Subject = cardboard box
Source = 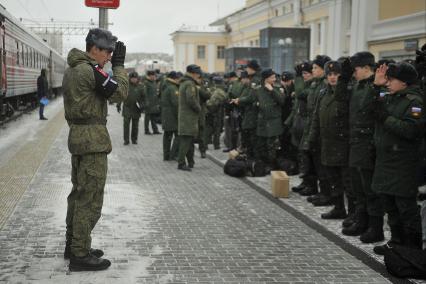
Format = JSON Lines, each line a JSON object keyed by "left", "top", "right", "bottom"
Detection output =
{"left": 271, "top": 171, "right": 289, "bottom": 198}
{"left": 228, "top": 150, "right": 240, "bottom": 160}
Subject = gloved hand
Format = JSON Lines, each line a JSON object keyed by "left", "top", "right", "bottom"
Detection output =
{"left": 374, "top": 101, "right": 388, "bottom": 122}
{"left": 111, "top": 41, "right": 126, "bottom": 68}
{"left": 294, "top": 64, "right": 302, "bottom": 77}
{"left": 340, "top": 58, "right": 353, "bottom": 82}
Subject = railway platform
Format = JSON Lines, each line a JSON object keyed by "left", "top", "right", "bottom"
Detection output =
{"left": 0, "top": 100, "right": 419, "bottom": 283}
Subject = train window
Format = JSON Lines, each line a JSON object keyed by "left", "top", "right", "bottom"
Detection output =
{"left": 16, "top": 41, "right": 19, "bottom": 65}
{"left": 21, "top": 44, "right": 24, "bottom": 66}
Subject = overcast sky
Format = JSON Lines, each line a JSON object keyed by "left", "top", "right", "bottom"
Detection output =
{"left": 1, "top": 0, "right": 245, "bottom": 55}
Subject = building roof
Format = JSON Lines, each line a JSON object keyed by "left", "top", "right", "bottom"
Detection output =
{"left": 171, "top": 24, "right": 226, "bottom": 34}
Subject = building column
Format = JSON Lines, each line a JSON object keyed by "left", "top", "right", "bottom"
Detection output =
{"left": 309, "top": 22, "right": 317, "bottom": 59}
{"left": 207, "top": 43, "right": 215, "bottom": 73}
{"left": 320, "top": 17, "right": 327, "bottom": 54}
{"left": 187, "top": 43, "right": 195, "bottom": 65}
{"left": 293, "top": 0, "right": 301, "bottom": 26}
{"left": 349, "top": 0, "right": 378, "bottom": 54}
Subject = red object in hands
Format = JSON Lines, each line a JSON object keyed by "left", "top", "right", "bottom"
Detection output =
{"left": 85, "top": 0, "right": 120, "bottom": 9}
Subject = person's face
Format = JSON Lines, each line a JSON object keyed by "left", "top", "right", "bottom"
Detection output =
{"left": 302, "top": 71, "right": 313, "bottom": 82}
{"left": 312, "top": 64, "right": 324, "bottom": 78}
{"left": 191, "top": 72, "right": 201, "bottom": 81}
{"left": 130, "top": 77, "right": 138, "bottom": 84}
{"left": 265, "top": 74, "right": 276, "bottom": 85}
{"left": 90, "top": 46, "right": 112, "bottom": 68}
{"left": 327, "top": 72, "right": 339, "bottom": 86}
{"left": 353, "top": 66, "right": 372, "bottom": 81}
{"left": 281, "top": 80, "right": 293, "bottom": 87}
{"left": 148, "top": 75, "right": 156, "bottom": 81}
{"left": 246, "top": 67, "right": 255, "bottom": 75}
{"left": 241, "top": 78, "right": 250, "bottom": 85}
{"left": 386, "top": 77, "right": 406, "bottom": 94}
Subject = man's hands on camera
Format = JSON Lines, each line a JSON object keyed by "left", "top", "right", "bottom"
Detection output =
{"left": 374, "top": 64, "right": 388, "bottom": 86}
{"left": 111, "top": 41, "right": 126, "bottom": 68}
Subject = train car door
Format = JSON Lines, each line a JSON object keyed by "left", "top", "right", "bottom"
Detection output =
{"left": 0, "top": 15, "right": 6, "bottom": 96}
{"left": 48, "top": 50, "right": 53, "bottom": 96}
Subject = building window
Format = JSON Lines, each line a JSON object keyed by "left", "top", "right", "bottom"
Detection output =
{"left": 197, "top": 45, "right": 205, "bottom": 59}
{"left": 217, "top": 46, "right": 225, "bottom": 59}
{"left": 318, "top": 22, "right": 321, "bottom": 45}
{"left": 275, "top": 9, "right": 279, "bottom": 17}
{"left": 255, "top": 39, "right": 259, "bottom": 46}
{"left": 250, "top": 40, "right": 254, "bottom": 47}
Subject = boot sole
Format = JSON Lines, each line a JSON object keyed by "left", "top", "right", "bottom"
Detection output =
{"left": 69, "top": 263, "right": 111, "bottom": 271}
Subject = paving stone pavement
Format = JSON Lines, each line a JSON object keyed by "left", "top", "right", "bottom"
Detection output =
{"left": 0, "top": 103, "right": 406, "bottom": 283}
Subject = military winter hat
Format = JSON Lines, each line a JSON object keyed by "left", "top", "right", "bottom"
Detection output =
{"left": 186, "top": 64, "right": 202, "bottom": 75}
{"left": 386, "top": 62, "right": 418, "bottom": 85}
{"left": 240, "top": 71, "right": 249, "bottom": 79}
{"left": 350, "top": 51, "right": 375, "bottom": 68}
{"left": 281, "top": 71, "right": 294, "bottom": 81}
{"left": 312, "top": 55, "right": 332, "bottom": 69}
{"left": 213, "top": 76, "right": 224, "bottom": 84}
{"left": 247, "top": 59, "right": 261, "bottom": 71}
{"left": 167, "top": 71, "right": 178, "bottom": 79}
{"left": 324, "top": 61, "right": 341, "bottom": 75}
{"left": 300, "top": 61, "right": 313, "bottom": 73}
{"left": 86, "top": 28, "right": 117, "bottom": 52}
{"left": 176, "top": 71, "right": 183, "bottom": 78}
{"left": 261, "top": 68, "right": 275, "bottom": 79}
{"left": 146, "top": 70, "right": 156, "bottom": 76}
{"left": 377, "top": 59, "right": 395, "bottom": 67}
{"left": 229, "top": 71, "right": 237, "bottom": 78}
{"left": 129, "top": 71, "right": 139, "bottom": 78}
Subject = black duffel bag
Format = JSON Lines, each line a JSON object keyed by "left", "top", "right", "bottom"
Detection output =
{"left": 384, "top": 244, "right": 426, "bottom": 279}
{"left": 224, "top": 158, "right": 247, "bottom": 177}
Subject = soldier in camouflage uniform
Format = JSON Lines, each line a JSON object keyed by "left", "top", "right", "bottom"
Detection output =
{"left": 372, "top": 62, "right": 424, "bottom": 254}
{"left": 117, "top": 71, "right": 144, "bottom": 145}
{"left": 177, "top": 65, "right": 202, "bottom": 171}
{"left": 62, "top": 28, "right": 128, "bottom": 271}
{"left": 161, "top": 71, "right": 181, "bottom": 161}
{"left": 144, "top": 70, "right": 161, "bottom": 135}
{"left": 197, "top": 78, "right": 212, "bottom": 158}
{"left": 204, "top": 76, "right": 227, "bottom": 150}
{"left": 223, "top": 71, "right": 243, "bottom": 152}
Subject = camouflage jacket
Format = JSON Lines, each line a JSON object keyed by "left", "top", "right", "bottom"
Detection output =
{"left": 62, "top": 48, "right": 128, "bottom": 155}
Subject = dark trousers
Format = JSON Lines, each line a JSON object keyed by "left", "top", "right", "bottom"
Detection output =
{"left": 241, "top": 128, "right": 256, "bottom": 158}
{"left": 123, "top": 117, "right": 139, "bottom": 143}
{"left": 255, "top": 136, "right": 280, "bottom": 166}
{"left": 144, "top": 113, "right": 159, "bottom": 133}
{"left": 198, "top": 124, "right": 207, "bottom": 153}
{"left": 163, "top": 130, "right": 179, "bottom": 160}
{"left": 351, "top": 167, "right": 383, "bottom": 217}
{"left": 300, "top": 149, "right": 331, "bottom": 195}
{"left": 381, "top": 194, "right": 421, "bottom": 237}
{"left": 323, "top": 166, "right": 350, "bottom": 198}
{"left": 177, "top": 135, "right": 194, "bottom": 166}
{"left": 39, "top": 103, "right": 45, "bottom": 119}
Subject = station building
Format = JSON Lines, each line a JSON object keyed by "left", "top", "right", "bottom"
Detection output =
{"left": 171, "top": 0, "right": 426, "bottom": 73}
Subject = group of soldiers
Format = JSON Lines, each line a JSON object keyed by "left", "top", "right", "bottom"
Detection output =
{"left": 130, "top": 45, "right": 426, "bottom": 257}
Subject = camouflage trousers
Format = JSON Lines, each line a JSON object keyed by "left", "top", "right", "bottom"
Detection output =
{"left": 66, "top": 153, "right": 107, "bottom": 257}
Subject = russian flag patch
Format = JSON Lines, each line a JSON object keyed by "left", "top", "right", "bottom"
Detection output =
{"left": 411, "top": 106, "right": 422, "bottom": 117}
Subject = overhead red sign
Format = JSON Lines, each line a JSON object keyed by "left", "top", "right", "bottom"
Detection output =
{"left": 85, "top": 0, "right": 120, "bottom": 9}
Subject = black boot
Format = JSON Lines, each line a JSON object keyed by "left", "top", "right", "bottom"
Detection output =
{"left": 69, "top": 253, "right": 111, "bottom": 271}
{"left": 178, "top": 164, "right": 191, "bottom": 171}
{"left": 307, "top": 193, "right": 322, "bottom": 203}
{"left": 291, "top": 183, "right": 306, "bottom": 193}
{"left": 342, "top": 198, "right": 357, "bottom": 228}
{"left": 321, "top": 196, "right": 347, "bottom": 219}
{"left": 342, "top": 211, "right": 368, "bottom": 236}
{"left": 312, "top": 195, "right": 333, "bottom": 207}
{"left": 200, "top": 152, "right": 206, "bottom": 159}
{"left": 373, "top": 226, "right": 403, "bottom": 255}
{"left": 299, "top": 186, "right": 318, "bottom": 196}
{"left": 359, "top": 216, "right": 384, "bottom": 243}
{"left": 403, "top": 229, "right": 422, "bottom": 250}
{"left": 64, "top": 241, "right": 104, "bottom": 259}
